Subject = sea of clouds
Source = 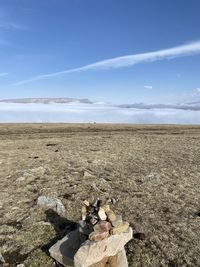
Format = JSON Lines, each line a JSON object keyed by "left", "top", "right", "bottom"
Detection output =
{"left": 0, "top": 103, "right": 200, "bottom": 124}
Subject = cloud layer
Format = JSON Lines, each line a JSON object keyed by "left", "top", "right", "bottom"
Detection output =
{"left": 0, "top": 103, "right": 200, "bottom": 124}
{"left": 12, "top": 40, "right": 200, "bottom": 86}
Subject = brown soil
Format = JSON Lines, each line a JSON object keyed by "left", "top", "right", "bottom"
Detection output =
{"left": 0, "top": 124, "right": 200, "bottom": 267}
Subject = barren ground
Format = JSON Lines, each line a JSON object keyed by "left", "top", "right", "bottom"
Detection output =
{"left": 0, "top": 124, "right": 200, "bottom": 267}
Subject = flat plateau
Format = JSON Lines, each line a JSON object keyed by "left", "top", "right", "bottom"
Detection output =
{"left": 0, "top": 124, "right": 200, "bottom": 267}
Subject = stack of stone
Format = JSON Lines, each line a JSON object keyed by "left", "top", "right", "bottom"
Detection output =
{"left": 78, "top": 198, "right": 129, "bottom": 242}
{"left": 49, "top": 197, "right": 132, "bottom": 267}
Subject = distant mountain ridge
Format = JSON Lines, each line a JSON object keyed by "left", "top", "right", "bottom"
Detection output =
{"left": 0, "top": 97, "right": 200, "bottom": 111}
{"left": 0, "top": 97, "right": 93, "bottom": 104}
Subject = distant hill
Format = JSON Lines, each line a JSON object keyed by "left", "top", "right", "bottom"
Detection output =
{"left": 0, "top": 97, "right": 200, "bottom": 111}
{"left": 0, "top": 97, "right": 93, "bottom": 104}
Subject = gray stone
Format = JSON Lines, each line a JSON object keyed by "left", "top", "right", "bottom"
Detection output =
{"left": 49, "top": 230, "right": 83, "bottom": 267}
{"left": 83, "top": 170, "right": 95, "bottom": 179}
{"left": 78, "top": 220, "right": 93, "bottom": 236}
{"left": 0, "top": 253, "right": 5, "bottom": 265}
{"left": 30, "top": 166, "right": 46, "bottom": 176}
{"left": 16, "top": 176, "right": 26, "bottom": 182}
{"left": 37, "top": 196, "right": 65, "bottom": 216}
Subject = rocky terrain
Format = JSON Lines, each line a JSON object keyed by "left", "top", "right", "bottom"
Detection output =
{"left": 0, "top": 124, "right": 200, "bottom": 267}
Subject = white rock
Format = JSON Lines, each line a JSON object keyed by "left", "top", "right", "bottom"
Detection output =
{"left": 89, "top": 248, "right": 128, "bottom": 267}
{"left": 74, "top": 227, "right": 133, "bottom": 267}
{"left": 37, "top": 196, "right": 65, "bottom": 216}
{"left": 30, "top": 166, "right": 46, "bottom": 176}
{"left": 98, "top": 207, "right": 107, "bottom": 220}
{"left": 17, "top": 264, "right": 25, "bottom": 267}
{"left": 16, "top": 176, "right": 25, "bottom": 182}
{"left": 83, "top": 170, "right": 95, "bottom": 179}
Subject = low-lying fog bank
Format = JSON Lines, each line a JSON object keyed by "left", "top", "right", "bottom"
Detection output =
{"left": 0, "top": 103, "right": 200, "bottom": 124}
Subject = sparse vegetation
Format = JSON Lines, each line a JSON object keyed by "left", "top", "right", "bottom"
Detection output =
{"left": 0, "top": 124, "right": 200, "bottom": 266}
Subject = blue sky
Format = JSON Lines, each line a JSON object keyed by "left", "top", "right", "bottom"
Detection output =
{"left": 0, "top": 0, "right": 200, "bottom": 104}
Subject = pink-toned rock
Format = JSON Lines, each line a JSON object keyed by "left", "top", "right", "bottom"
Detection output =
{"left": 89, "top": 231, "right": 109, "bottom": 241}
{"left": 99, "top": 221, "right": 112, "bottom": 232}
{"left": 94, "top": 221, "right": 112, "bottom": 233}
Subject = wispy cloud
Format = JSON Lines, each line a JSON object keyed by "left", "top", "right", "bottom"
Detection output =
{"left": 0, "top": 21, "right": 26, "bottom": 30}
{"left": 0, "top": 39, "right": 11, "bottom": 46}
{"left": 11, "top": 40, "right": 200, "bottom": 86}
{"left": 144, "top": 85, "right": 153, "bottom": 89}
{"left": 0, "top": 73, "right": 8, "bottom": 77}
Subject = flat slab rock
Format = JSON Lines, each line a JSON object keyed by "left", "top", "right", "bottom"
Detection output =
{"left": 49, "top": 230, "right": 81, "bottom": 267}
{"left": 49, "top": 228, "right": 132, "bottom": 267}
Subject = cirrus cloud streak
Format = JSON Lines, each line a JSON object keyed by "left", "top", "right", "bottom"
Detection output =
{"left": 11, "top": 40, "right": 200, "bottom": 86}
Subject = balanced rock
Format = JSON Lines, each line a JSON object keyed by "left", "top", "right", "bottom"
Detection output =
{"left": 111, "top": 215, "right": 123, "bottom": 227}
{"left": 98, "top": 207, "right": 107, "bottom": 221}
{"left": 102, "top": 204, "right": 110, "bottom": 213}
{"left": 106, "top": 210, "right": 117, "bottom": 222}
{"left": 98, "top": 221, "right": 112, "bottom": 232}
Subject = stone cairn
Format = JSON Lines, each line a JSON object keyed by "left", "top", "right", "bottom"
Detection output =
{"left": 79, "top": 198, "right": 129, "bottom": 241}
{"left": 50, "top": 197, "right": 132, "bottom": 267}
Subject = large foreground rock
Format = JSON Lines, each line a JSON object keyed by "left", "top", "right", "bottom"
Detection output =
{"left": 49, "top": 230, "right": 82, "bottom": 267}
{"left": 49, "top": 228, "right": 132, "bottom": 267}
{"left": 74, "top": 227, "right": 132, "bottom": 267}
{"left": 88, "top": 248, "right": 128, "bottom": 267}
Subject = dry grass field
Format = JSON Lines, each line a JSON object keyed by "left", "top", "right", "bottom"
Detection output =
{"left": 0, "top": 124, "right": 200, "bottom": 267}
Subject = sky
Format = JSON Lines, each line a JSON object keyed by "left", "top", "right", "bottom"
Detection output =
{"left": 0, "top": 0, "right": 200, "bottom": 104}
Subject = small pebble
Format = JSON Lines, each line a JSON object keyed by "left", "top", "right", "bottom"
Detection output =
{"left": 83, "top": 200, "right": 90, "bottom": 206}
{"left": 81, "top": 206, "right": 87, "bottom": 221}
